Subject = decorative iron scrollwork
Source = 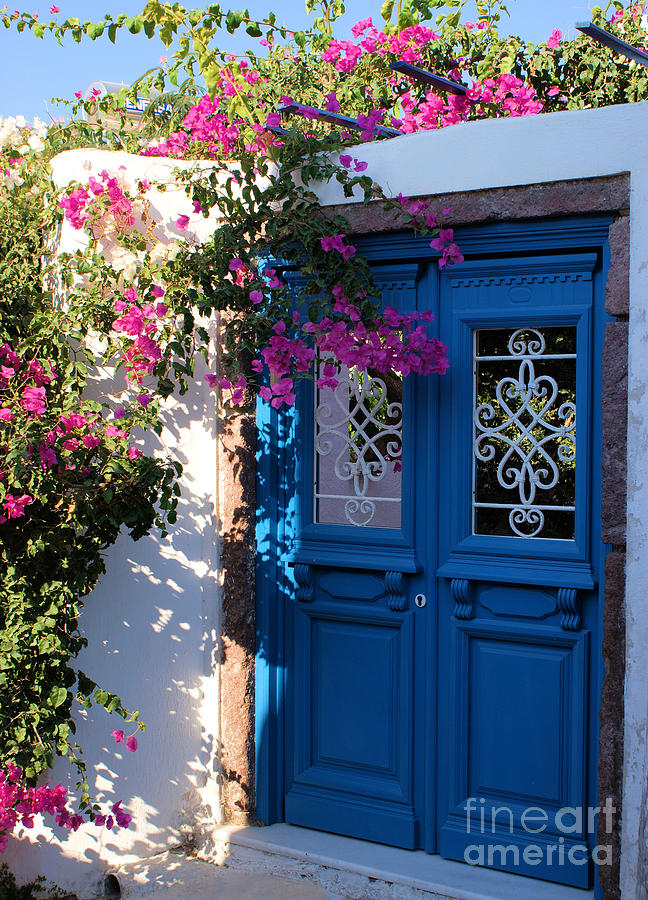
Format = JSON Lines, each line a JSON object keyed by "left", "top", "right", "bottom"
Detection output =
{"left": 314, "top": 364, "right": 402, "bottom": 528}
{"left": 473, "top": 327, "right": 577, "bottom": 539}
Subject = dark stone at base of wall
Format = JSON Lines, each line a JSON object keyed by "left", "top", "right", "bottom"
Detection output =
{"left": 598, "top": 551, "right": 626, "bottom": 900}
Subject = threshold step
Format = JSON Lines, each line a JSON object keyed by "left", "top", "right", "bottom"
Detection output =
{"left": 199, "top": 823, "right": 594, "bottom": 900}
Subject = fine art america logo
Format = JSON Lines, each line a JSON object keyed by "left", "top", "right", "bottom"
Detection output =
{"left": 463, "top": 797, "right": 616, "bottom": 868}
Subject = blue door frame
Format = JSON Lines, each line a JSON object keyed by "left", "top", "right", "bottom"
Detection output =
{"left": 256, "top": 216, "right": 612, "bottom": 890}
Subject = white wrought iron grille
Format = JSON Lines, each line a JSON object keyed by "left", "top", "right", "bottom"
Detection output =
{"left": 314, "top": 361, "right": 402, "bottom": 528}
{"left": 473, "top": 327, "right": 577, "bottom": 539}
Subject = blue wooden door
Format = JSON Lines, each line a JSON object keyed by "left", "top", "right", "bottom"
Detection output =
{"left": 256, "top": 219, "right": 610, "bottom": 890}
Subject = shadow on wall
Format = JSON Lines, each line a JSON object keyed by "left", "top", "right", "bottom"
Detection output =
{"left": 3, "top": 359, "right": 233, "bottom": 894}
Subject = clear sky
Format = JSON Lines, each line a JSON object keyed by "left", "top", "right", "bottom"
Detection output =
{"left": 1, "top": 0, "right": 597, "bottom": 122}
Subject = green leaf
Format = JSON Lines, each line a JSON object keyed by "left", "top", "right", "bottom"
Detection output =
{"left": 50, "top": 686, "right": 68, "bottom": 709}
{"left": 381, "top": 0, "right": 395, "bottom": 22}
{"left": 225, "top": 9, "right": 244, "bottom": 33}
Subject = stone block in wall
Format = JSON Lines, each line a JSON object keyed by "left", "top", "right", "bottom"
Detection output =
{"left": 606, "top": 216, "right": 630, "bottom": 317}
{"left": 601, "top": 322, "right": 628, "bottom": 546}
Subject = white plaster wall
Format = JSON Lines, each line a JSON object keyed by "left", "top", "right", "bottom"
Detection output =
{"left": 4, "top": 151, "right": 224, "bottom": 897}
{"left": 313, "top": 101, "right": 648, "bottom": 899}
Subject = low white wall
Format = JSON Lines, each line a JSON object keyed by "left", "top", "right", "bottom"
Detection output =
{"left": 4, "top": 151, "right": 223, "bottom": 896}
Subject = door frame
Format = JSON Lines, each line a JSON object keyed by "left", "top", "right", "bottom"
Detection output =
{"left": 255, "top": 214, "right": 613, "bottom": 864}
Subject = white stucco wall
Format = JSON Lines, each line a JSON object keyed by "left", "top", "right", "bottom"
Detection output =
{"left": 4, "top": 151, "right": 224, "bottom": 897}
{"left": 5, "top": 104, "right": 648, "bottom": 898}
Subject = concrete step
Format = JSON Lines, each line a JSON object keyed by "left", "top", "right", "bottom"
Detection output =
{"left": 198, "top": 823, "right": 595, "bottom": 900}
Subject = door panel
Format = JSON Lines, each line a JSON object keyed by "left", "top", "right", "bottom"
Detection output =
{"left": 436, "top": 253, "right": 603, "bottom": 888}
{"left": 285, "top": 590, "right": 418, "bottom": 846}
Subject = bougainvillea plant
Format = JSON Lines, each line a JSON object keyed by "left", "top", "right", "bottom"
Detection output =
{"left": 0, "top": 0, "right": 646, "bottom": 850}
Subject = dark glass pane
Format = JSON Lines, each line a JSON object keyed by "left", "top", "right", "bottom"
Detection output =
{"left": 473, "top": 327, "right": 577, "bottom": 540}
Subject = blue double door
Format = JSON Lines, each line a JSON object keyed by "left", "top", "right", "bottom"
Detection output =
{"left": 257, "top": 219, "right": 611, "bottom": 889}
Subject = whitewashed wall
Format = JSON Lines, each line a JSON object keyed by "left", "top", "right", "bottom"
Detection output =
{"left": 5, "top": 151, "right": 224, "bottom": 897}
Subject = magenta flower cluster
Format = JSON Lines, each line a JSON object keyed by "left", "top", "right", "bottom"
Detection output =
{"left": 0, "top": 761, "right": 131, "bottom": 852}
{"left": 112, "top": 287, "right": 169, "bottom": 384}
{"left": 58, "top": 169, "right": 136, "bottom": 235}
{"left": 324, "top": 21, "right": 439, "bottom": 71}
{"left": 0, "top": 342, "right": 145, "bottom": 525}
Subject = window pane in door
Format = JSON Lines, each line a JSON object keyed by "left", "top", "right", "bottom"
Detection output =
{"left": 314, "top": 359, "right": 403, "bottom": 528}
{"left": 473, "top": 326, "right": 577, "bottom": 540}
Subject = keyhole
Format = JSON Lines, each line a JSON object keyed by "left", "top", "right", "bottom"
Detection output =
{"left": 415, "top": 594, "right": 427, "bottom": 608}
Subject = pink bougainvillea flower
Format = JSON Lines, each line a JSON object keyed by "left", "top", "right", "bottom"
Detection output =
{"left": 82, "top": 434, "right": 101, "bottom": 449}
{"left": 325, "top": 91, "right": 340, "bottom": 113}
{"left": 150, "top": 284, "right": 165, "bottom": 298}
{"left": 39, "top": 445, "right": 57, "bottom": 468}
{"left": 176, "top": 214, "right": 190, "bottom": 230}
{"left": 127, "top": 447, "right": 143, "bottom": 460}
{"left": 228, "top": 257, "right": 244, "bottom": 271}
{"left": 105, "top": 425, "right": 127, "bottom": 439}
{"left": 265, "top": 268, "right": 283, "bottom": 289}
{"left": 126, "top": 735, "right": 138, "bottom": 752}
{"left": 205, "top": 373, "right": 219, "bottom": 387}
{"left": 351, "top": 16, "right": 373, "bottom": 37}
{"left": 59, "top": 413, "right": 86, "bottom": 431}
{"left": 111, "top": 801, "right": 132, "bottom": 828}
{"left": 49, "top": 5, "right": 59, "bottom": 12}
{"left": 548, "top": 85, "right": 560, "bottom": 97}
{"left": 111, "top": 729, "right": 125, "bottom": 743}
{"left": 339, "top": 154, "right": 352, "bottom": 168}
{"left": 192, "top": 200, "right": 204, "bottom": 214}
{"left": 3, "top": 494, "right": 33, "bottom": 519}
{"left": 265, "top": 111, "right": 281, "bottom": 128}
{"left": 250, "top": 290, "right": 263, "bottom": 304}
{"left": 113, "top": 406, "right": 126, "bottom": 419}
{"left": 0, "top": 407, "right": 14, "bottom": 420}
{"left": 547, "top": 28, "right": 562, "bottom": 49}
{"left": 20, "top": 385, "right": 46, "bottom": 416}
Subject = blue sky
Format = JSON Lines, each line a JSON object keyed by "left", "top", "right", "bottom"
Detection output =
{"left": 1, "top": 1, "right": 596, "bottom": 121}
